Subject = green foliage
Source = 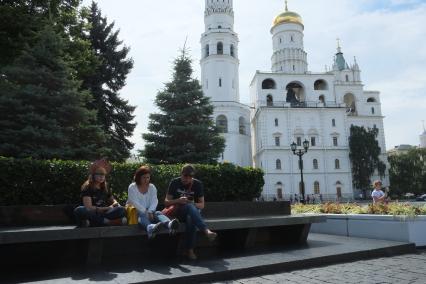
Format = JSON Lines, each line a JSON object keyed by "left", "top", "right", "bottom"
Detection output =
{"left": 143, "top": 49, "right": 225, "bottom": 164}
{"left": 292, "top": 202, "right": 425, "bottom": 216}
{"left": 349, "top": 125, "right": 384, "bottom": 191}
{"left": 79, "top": 2, "right": 136, "bottom": 161}
{"left": 389, "top": 148, "right": 426, "bottom": 196}
{"left": 0, "top": 25, "right": 108, "bottom": 160}
{"left": 0, "top": 157, "right": 264, "bottom": 206}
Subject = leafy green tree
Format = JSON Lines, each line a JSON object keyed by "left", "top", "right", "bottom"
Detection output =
{"left": 0, "top": 25, "right": 107, "bottom": 160}
{"left": 389, "top": 148, "right": 426, "bottom": 196}
{"left": 79, "top": 1, "right": 136, "bottom": 161}
{"left": 143, "top": 49, "right": 225, "bottom": 164}
{"left": 349, "top": 125, "right": 385, "bottom": 194}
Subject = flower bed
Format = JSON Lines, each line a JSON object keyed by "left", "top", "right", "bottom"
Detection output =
{"left": 293, "top": 203, "right": 426, "bottom": 246}
{"left": 292, "top": 202, "right": 426, "bottom": 216}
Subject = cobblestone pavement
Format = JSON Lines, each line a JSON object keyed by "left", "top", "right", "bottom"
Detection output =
{"left": 209, "top": 250, "right": 426, "bottom": 284}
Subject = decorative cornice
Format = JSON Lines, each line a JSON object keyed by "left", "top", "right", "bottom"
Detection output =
{"left": 205, "top": 3, "right": 234, "bottom": 17}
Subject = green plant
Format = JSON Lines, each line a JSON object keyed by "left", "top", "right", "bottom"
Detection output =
{"left": 0, "top": 157, "right": 264, "bottom": 205}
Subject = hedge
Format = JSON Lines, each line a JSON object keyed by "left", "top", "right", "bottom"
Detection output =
{"left": 0, "top": 157, "right": 264, "bottom": 205}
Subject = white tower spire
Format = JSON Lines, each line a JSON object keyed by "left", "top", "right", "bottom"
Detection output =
{"left": 270, "top": 1, "right": 307, "bottom": 73}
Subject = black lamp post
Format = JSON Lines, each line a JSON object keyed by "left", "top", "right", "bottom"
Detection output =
{"left": 291, "top": 139, "right": 310, "bottom": 204}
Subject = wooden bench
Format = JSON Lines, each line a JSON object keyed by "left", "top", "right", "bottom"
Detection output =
{"left": 0, "top": 202, "right": 325, "bottom": 266}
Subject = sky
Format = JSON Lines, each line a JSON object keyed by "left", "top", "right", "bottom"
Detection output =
{"left": 83, "top": 0, "right": 426, "bottom": 153}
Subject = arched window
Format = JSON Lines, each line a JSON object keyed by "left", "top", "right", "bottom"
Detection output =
{"left": 216, "top": 115, "right": 228, "bottom": 133}
{"left": 319, "top": 95, "right": 325, "bottom": 103}
{"left": 276, "top": 182, "right": 283, "bottom": 200}
{"left": 276, "top": 159, "right": 282, "bottom": 170}
{"left": 262, "top": 79, "right": 276, "bottom": 89}
{"left": 345, "top": 75, "right": 349, "bottom": 82}
{"left": 335, "top": 159, "right": 340, "bottom": 169}
{"left": 239, "top": 117, "right": 245, "bottom": 135}
{"left": 275, "top": 136, "right": 280, "bottom": 146}
{"left": 267, "top": 95, "right": 273, "bottom": 106}
{"left": 205, "top": 44, "right": 209, "bottom": 57}
{"left": 367, "top": 97, "right": 376, "bottom": 103}
{"left": 313, "top": 159, "right": 318, "bottom": 169}
{"left": 219, "top": 78, "right": 222, "bottom": 87}
{"left": 230, "top": 44, "right": 235, "bottom": 57}
{"left": 333, "top": 137, "right": 338, "bottom": 146}
{"left": 274, "top": 118, "right": 279, "bottom": 127}
{"left": 314, "top": 79, "right": 328, "bottom": 90}
{"left": 314, "top": 181, "right": 320, "bottom": 194}
{"left": 344, "top": 93, "right": 356, "bottom": 114}
{"left": 217, "top": 42, "right": 223, "bottom": 55}
{"left": 332, "top": 119, "right": 336, "bottom": 127}
{"left": 371, "top": 107, "right": 375, "bottom": 114}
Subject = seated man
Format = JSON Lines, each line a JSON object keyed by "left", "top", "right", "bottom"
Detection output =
{"left": 164, "top": 164, "right": 217, "bottom": 260}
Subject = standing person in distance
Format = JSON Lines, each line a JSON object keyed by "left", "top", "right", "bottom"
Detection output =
{"left": 371, "top": 180, "right": 389, "bottom": 204}
{"left": 74, "top": 159, "right": 127, "bottom": 227}
{"left": 164, "top": 164, "right": 217, "bottom": 260}
{"left": 127, "top": 166, "right": 180, "bottom": 239}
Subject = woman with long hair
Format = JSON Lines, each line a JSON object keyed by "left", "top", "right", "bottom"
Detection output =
{"left": 74, "top": 159, "right": 126, "bottom": 227}
{"left": 127, "top": 166, "right": 179, "bottom": 239}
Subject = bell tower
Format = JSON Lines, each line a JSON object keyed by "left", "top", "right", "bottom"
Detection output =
{"left": 201, "top": 0, "right": 240, "bottom": 102}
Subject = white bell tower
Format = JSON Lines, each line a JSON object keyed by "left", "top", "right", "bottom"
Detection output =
{"left": 201, "top": 0, "right": 240, "bottom": 102}
{"left": 200, "top": 0, "right": 252, "bottom": 167}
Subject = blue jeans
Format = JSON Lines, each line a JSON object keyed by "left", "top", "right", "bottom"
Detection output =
{"left": 138, "top": 211, "right": 171, "bottom": 231}
{"left": 178, "top": 203, "right": 208, "bottom": 249}
{"left": 74, "top": 206, "right": 126, "bottom": 227}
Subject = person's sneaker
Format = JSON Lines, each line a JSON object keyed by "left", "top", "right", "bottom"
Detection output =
{"left": 206, "top": 230, "right": 217, "bottom": 242}
{"left": 185, "top": 250, "right": 197, "bottom": 260}
{"left": 168, "top": 219, "right": 180, "bottom": 235}
{"left": 79, "top": 219, "right": 90, "bottom": 228}
{"left": 147, "top": 222, "right": 162, "bottom": 239}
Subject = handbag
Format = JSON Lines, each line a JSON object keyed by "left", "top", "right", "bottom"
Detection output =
{"left": 161, "top": 204, "right": 180, "bottom": 219}
{"left": 126, "top": 205, "right": 138, "bottom": 225}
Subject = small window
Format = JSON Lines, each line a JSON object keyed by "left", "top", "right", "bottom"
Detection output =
{"left": 267, "top": 95, "right": 273, "bottom": 106}
{"left": 279, "top": 37, "right": 282, "bottom": 43}
{"left": 313, "top": 159, "right": 318, "bottom": 170}
{"left": 239, "top": 117, "right": 245, "bottom": 135}
{"left": 335, "top": 159, "right": 340, "bottom": 169}
{"left": 345, "top": 75, "right": 349, "bottom": 82}
{"left": 230, "top": 44, "right": 235, "bottom": 57}
{"left": 371, "top": 107, "right": 375, "bottom": 114}
{"left": 275, "top": 137, "right": 280, "bottom": 146}
{"left": 276, "top": 159, "right": 282, "bottom": 170}
{"left": 293, "top": 65, "right": 295, "bottom": 71}
{"left": 216, "top": 115, "right": 228, "bottom": 133}
{"left": 217, "top": 42, "right": 223, "bottom": 55}
{"left": 332, "top": 119, "right": 336, "bottom": 127}
{"left": 297, "top": 137, "right": 302, "bottom": 146}
{"left": 333, "top": 137, "right": 338, "bottom": 146}
{"left": 291, "top": 35, "right": 294, "bottom": 42}
{"left": 205, "top": 44, "right": 209, "bottom": 57}
{"left": 219, "top": 78, "right": 222, "bottom": 87}
{"left": 274, "top": 118, "right": 279, "bottom": 127}
{"left": 311, "top": 137, "right": 316, "bottom": 147}
{"left": 314, "top": 181, "right": 320, "bottom": 194}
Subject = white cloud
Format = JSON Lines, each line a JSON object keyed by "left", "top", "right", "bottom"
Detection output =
{"left": 85, "top": 0, "right": 426, "bottom": 151}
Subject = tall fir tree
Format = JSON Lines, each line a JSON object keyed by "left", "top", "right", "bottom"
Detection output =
{"left": 0, "top": 25, "right": 108, "bottom": 160}
{"left": 349, "top": 125, "right": 385, "bottom": 194}
{"left": 143, "top": 49, "right": 225, "bottom": 164}
{"left": 79, "top": 1, "right": 136, "bottom": 161}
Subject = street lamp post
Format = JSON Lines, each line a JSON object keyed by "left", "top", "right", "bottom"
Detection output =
{"left": 291, "top": 139, "right": 310, "bottom": 204}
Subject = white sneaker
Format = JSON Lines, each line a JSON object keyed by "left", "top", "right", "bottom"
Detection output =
{"left": 147, "top": 222, "right": 162, "bottom": 239}
{"left": 168, "top": 219, "right": 180, "bottom": 235}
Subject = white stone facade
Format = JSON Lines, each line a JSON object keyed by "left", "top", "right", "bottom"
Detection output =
{"left": 201, "top": 0, "right": 251, "bottom": 167}
{"left": 200, "top": 2, "right": 389, "bottom": 200}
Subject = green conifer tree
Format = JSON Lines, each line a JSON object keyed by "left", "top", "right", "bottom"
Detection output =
{"left": 0, "top": 25, "right": 108, "bottom": 160}
{"left": 80, "top": 1, "right": 136, "bottom": 161}
{"left": 143, "top": 49, "right": 225, "bottom": 164}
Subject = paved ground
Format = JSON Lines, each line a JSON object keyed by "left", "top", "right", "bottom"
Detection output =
{"left": 208, "top": 250, "right": 426, "bottom": 284}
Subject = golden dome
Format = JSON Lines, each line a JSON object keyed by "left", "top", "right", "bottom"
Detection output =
{"left": 272, "top": 1, "right": 303, "bottom": 28}
{"left": 273, "top": 11, "right": 303, "bottom": 27}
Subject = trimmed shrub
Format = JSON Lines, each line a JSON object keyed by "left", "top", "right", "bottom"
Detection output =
{"left": 0, "top": 157, "right": 264, "bottom": 205}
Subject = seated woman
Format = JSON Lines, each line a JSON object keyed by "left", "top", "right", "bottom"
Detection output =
{"left": 74, "top": 159, "right": 126, "bottom": 227}
{"left": 127, "top": 166, "right": 179, "bottom": 239}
